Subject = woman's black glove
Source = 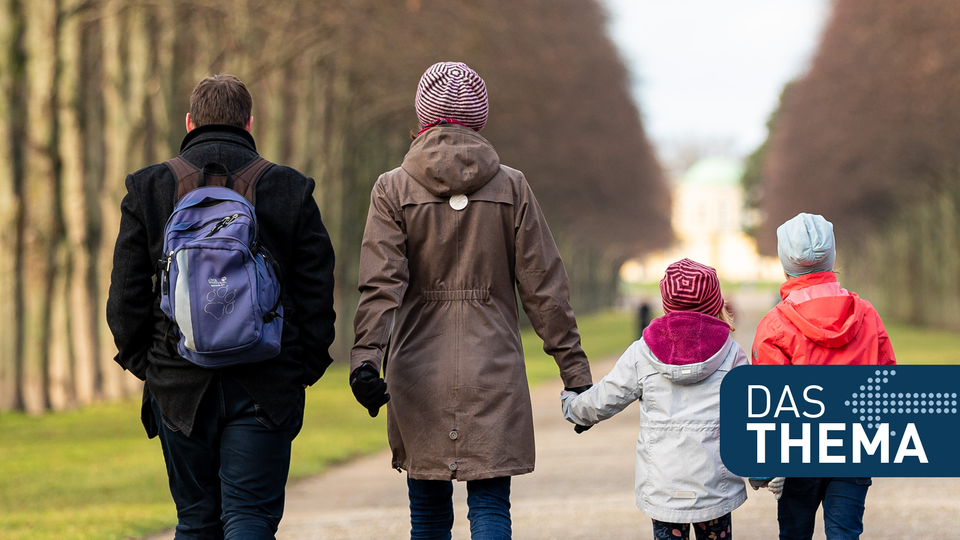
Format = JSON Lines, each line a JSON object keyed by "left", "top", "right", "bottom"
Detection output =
{"left": 350, "top": 363, "right": 390, "bottom": 417}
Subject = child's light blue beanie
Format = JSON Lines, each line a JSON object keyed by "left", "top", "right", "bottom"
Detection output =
{"left": 776, "top": 213, "right": 836, "bottom": 278}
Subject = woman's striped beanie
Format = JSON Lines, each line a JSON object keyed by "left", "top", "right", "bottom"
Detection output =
{"left": 659, "top": 258, "right": 725, "bottom": 316}
{"left": 415, "top": 62, "right": 488, "bottom": 131}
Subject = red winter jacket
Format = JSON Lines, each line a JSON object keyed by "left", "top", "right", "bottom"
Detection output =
{"left": 751, "top": 271, "right": 896, "bottom": 366}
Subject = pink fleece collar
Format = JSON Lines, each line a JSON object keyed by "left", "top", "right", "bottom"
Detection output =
{"left": 642, "top": 311, "right": 731, "bottom": 366}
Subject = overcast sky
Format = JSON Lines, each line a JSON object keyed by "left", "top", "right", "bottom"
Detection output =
{"left": 602, "top": 0, "right": 830, "bottom": 160}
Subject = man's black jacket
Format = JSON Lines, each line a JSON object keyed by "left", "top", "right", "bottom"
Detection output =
{"left": 107, "top": 124, "right": 336, "bottom": 437}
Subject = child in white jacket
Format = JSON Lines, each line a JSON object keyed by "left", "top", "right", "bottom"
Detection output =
{"left": 562, "top": 259, "right": 748, "bottom": 540}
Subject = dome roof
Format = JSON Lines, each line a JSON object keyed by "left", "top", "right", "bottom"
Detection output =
{"left": 681, "top": 157, "right": 744, "bottom": 187}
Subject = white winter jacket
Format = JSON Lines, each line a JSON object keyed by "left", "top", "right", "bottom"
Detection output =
{"left": 562, "top": 317, "right": 749, "bottom": 523}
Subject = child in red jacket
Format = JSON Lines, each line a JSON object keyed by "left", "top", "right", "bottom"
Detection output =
{"left": 752, "top": 212, "right": 895, "bottom": 540}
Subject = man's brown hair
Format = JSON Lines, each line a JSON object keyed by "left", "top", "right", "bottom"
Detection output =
{"left": 189, "top": 74, "right": 253, "bottom": 128}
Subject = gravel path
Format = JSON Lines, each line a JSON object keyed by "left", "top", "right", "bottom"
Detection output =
{"left": 145, "top": 292, "right": 960, "bottom": 539}
{"left": 145, "top": 357, "right": 960, "bottom": 539}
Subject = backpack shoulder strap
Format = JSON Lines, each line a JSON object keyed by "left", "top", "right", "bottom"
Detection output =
{"left": 164, "top": 157, "right": 201, "bottom": 204}
{"left": 164, "top": 156, "right": 274, "bottom": 205}
{"left": 231, "top": 157, "right": 274, "bottom": 205}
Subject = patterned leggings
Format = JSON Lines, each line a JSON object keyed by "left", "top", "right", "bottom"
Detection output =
{"left": 652, "top": 513, "right": 732, "bottom": 540}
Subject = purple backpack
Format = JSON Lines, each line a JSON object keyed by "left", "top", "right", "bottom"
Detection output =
{"left": 158, "top": 157, "right": 283, "bottom": 368}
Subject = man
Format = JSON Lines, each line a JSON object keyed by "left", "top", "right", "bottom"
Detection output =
{"left": 349, "top": 61, "right": 592, "bottom": 538}
{"left": 107, "top": 74, "right": 336, "bottom": 538}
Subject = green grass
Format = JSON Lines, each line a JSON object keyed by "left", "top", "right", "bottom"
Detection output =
{"left": 0, "top": 364, "right": 388, "bottom": 540}
{"left": 886, "top": 323, "right": 960, "bottom": 365}
{"left": 0, "top": 398, "right": 177, "bottom": 540}
{"left": 0, "top": 310, "right": 634, "bottom": 540}
{"left": 522, "top": 309, "right": 637, "bottom": 385}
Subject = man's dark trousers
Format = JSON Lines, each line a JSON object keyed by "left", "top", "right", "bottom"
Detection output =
{"left": 152, "top": 375, "right": 303, "bottom": 540}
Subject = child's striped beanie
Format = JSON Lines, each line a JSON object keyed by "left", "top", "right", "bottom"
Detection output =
{"left": 659, "top": 259, "right": 725, "bottom": 316}
{"left": 415, "top": 62, "right": 488, "bottom": 131}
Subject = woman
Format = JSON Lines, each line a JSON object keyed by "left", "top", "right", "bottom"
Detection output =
{"left": 349, "top": 61, "right": 592, "bottom": 539}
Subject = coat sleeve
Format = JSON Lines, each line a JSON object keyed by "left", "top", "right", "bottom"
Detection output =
{"left": 874, "top": 311, "right": 897, "bottom": 365}
{"left": 288, "top": 178, "right": 337, "bottom": 386}
{"left": 562, "top": 343, "right": 641, "bottom": 426}
{"left": 106, "top": 175, "right": 155, "bottom": 381}
{"left": 751, "top": 313, "right": 791, "bottom": 365}
{"left": 351, "top": 177, "right": 409, "bottom": 373}
{"left": 513, "top": 175, "right": 592, "bottom": 388}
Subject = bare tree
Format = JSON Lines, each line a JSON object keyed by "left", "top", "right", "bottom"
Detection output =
{"left": 756, "top": 0, "right": 960, "bottom": 329}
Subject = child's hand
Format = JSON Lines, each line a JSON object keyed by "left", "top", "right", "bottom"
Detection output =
{"left": 561, "top": 385, "right": 594, "bottom": 433}
{"left": 767, "top": 477, "right": 786, "bottom": 500}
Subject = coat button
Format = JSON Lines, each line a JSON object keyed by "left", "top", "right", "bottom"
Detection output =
{"left": 449, "top": 430, "right": 459, "bottom": 440}
{"left": 449, "top": 462, "right": 458, "bottom": 471}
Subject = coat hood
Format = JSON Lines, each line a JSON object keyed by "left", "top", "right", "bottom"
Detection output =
{"left": 401, "top": 124, "right": 501, "bottom": 197}
{"left": 640, "top": 312, "right": 733, "bottom": 385}
{"left": 776, "top": 271, "right": 866, "bottom": 348}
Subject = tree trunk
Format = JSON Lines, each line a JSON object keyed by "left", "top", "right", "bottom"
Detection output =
{"left": 257, "top": 66, "right": 285, "bottom": 163}
{"left": 119, "top": 3, "right": 148, "bottom": 395}
{"left": 289, "top": 52, "right": 317, "bottom": 174}
{"left": 937, "top": 191, "right": 960, "bottom": 328}
{"left": 58, "top": 0, "right": 95, "bottom": 406}
{"left": 0, "top": 0, "right": 23, "bottom": 411}
{"left": 148, "top": 1, "right": 176, "bottom": 162}
{"left": 47, "top": 243, "right": 70, "bottom": 410}
{"left": 96, "top": 0, "right": 128, "bottom": 400}
{"left": 20, "top": 0, "right": 59, "bottom": 414}
{"left": 322, "top": 59, "right": 351, "bottom": 361}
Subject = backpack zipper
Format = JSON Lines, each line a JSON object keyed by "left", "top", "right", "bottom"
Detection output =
{"left": 161, "top": 250, "right": 174, "bottom": 295}
{"left": 206, "top": 214, "right": 240, "bottom": 237}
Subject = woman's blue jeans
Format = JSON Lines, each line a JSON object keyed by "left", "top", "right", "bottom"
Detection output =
{"left": 407, "top": 476, "right": 512, "bottom": 539}
{"left": 778, "top": 477, "right": 871, "bottom": 540}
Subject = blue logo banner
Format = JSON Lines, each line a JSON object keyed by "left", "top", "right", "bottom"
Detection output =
{"left": 719, "top": 365, "right": 960, "bottom": 477}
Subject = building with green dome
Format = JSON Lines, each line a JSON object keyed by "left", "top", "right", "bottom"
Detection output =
{"left": 621, "top": 156, "right": 782, "bottom": 284}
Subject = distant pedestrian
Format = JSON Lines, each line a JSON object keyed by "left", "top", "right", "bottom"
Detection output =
{"left": 349, "top": 61, "right": 592, "bottom": 539}
{"left": 562, "top": 258, "right": 748, "bottom": 540}
{"left": 636, "top": 301, "right": 652, "bottom": 339}
{"left": 752, "top": 212, "right": 896, "bottom": 540}
{"left": 107, "top": 74, "right": 336, "bottom": 538}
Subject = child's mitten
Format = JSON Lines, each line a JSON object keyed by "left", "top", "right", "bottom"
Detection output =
{"left": 768, "top": 477, "right": 786, "bottom": 500}
{"left": 560, "top": 388, "right": 594, "bottom": 434}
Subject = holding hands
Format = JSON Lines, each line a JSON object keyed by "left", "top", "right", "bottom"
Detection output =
{"left": 561, "top": 384, "right": 594, "bottom": 434}
{"left": 767, "top": 477, "right": 785, "bottom": 500}
{"left": 749, "top": 477, "right": 786, "bottom": 500}
{"left": 350, "top": 362, "right": 390, "bottom": 417}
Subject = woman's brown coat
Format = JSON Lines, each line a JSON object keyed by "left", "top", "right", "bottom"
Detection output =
{"left": 351, "top": 124, "right": 592, "bottom": 481}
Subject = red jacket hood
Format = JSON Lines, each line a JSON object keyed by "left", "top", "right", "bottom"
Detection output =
{"left": 776, "top": 272, "right": 865, "bottom": 348}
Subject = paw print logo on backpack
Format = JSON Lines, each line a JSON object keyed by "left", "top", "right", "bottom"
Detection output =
{"left": 204, "top": 277, "right": 236, "bottom": 320}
